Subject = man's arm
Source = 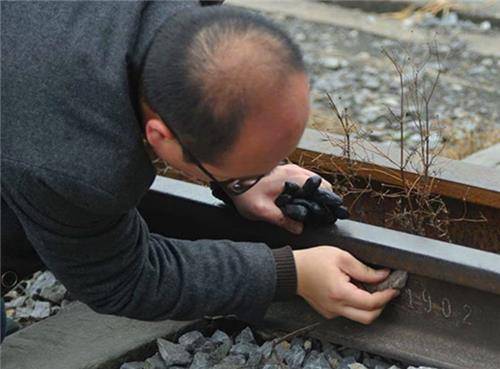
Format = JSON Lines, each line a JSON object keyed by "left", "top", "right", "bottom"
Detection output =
{"left": 1, "top": 162, "right": 292, "bottom": 322}
{"left": 231, "top": 163, "right": 401, "bottom": 323}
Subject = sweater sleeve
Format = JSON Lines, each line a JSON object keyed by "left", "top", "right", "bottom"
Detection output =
{"left": 1, "top": 163, "right": 285, "bottom": 322}
{"left": 271, "top": 246, "right": 297, "bottom": 300}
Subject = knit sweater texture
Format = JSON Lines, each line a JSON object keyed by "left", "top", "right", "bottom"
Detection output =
{"left": 1, "top": 1, "right": 296, "bottom": 322}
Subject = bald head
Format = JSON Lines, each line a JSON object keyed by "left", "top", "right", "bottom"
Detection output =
{"left": 142, "top": 6, "right": 305, "bottom": 164}
{"left": 189, "top": 15, "right": 302, "bottom": 124}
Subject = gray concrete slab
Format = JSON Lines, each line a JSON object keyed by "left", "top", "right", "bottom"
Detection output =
{"left": 457, "top": 0, "right": 500, "bottom": 20}
{"left": 462, "top": 143, "right": 500, "bottom": 168}
{"left": 0, "top": 302, "right": 199, "bottom": 369}
{"left": 326, "top": 0, "right": 500, "bottom": 21}
{"left": 298, "top": 128, "right": 500, "bottom": 197}
{"left": 227, "top": 0, "right": 500, "bottom": 56}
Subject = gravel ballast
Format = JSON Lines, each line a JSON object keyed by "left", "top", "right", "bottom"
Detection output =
{"left": 263, "top": 9, "right": 500, "bottom": 158}
{"left": 120, "top": 326, "right": 438, "bottom": 369}
{"left": 3, "top": 271, "right": 69, "bottom": 327}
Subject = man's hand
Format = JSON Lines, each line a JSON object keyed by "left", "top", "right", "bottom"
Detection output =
{"left": 231, "top": 164, "right": 332, "bottom": 234}
{"left": 293, "top": 246, "right": 400, "bottom": 324}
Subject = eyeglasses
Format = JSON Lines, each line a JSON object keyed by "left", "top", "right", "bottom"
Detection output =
{"left": 165, "top": 124, "right": 266, "bottom": 196}
{"left": 193, "top": 159, "right": 266, "bottom": 196}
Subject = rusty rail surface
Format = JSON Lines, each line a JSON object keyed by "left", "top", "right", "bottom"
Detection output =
{"left": 139, "top": 176, "right": 500, "bottom": 369}
{"left": 288, "top": 129, "right": 500, "bottom": 252}
{"left": 293, "top": 129, "right": 500, "bottom": 208}
{"left": 157, "top": 129, "right": 500, "bottom": 251}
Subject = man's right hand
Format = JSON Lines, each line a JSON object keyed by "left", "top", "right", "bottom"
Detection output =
{"left": 293, "top": 246, "right": 400, "bottom": 324}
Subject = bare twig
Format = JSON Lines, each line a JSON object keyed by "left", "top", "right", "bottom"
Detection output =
{"left": 314, "top": 41, "right": 486, "bottom": 241}
{"left": 271, "top": 322, "right": 321, "bottom": 348}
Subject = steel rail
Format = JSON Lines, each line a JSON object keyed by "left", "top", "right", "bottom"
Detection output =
{"left": 154, "top": 129, "right": 500, "bottom": 251}
{"left": 292, "top": 129, "right": 500, "bottom": 208}
{"left": 139, "top": 176, "right": 500, "bottom": 369}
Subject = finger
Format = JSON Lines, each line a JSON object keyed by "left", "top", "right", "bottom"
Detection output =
{"left": 334, "top": 206, "right": 350, "bottom": 219}
{"left": 267, "top": 205, "right": 304, "bottom": 234}
{"left": 305, "top": 298, "right": 339, "bottom": 320}
{"left": 289, "top": 198, "right": 337, "bottom": 226}
{"left": 281, "top": 217, "right": 304, "bottom": 235}
{"left": 305, "top": 201, "right": 328, "bottom": 220}
{"left": 313, "top": 305, "right": 339, "bottom": 319}
{"left": 342, "top": 284, "right": 400, "bottom": 310}
{"left": 283, "top": 204, "right": 309, "bottom": 222}
{"left": 297, "top": 200, "right": 333, "bottom": 225}
{"left": 275, "top": 194, "right": 292, "bottom": 207}
{"left": 296, "top": 170, "right": 331, "bottom": 191}
{"left": 312, "top": 188, "right": 343, "bottom": 207}
{"left": 302, "top": 175, "right": 322, "bottom": 197}
{"left": 288, "top": 165, "right": 320, "bottom": 179}
{"left": 290, "top": 198, "right": 317, "bottom": 211}
{"left": 296, "top": 169, "right": 331, "bottom": 191}
{"left": 283, "top": 181, "right": 301, "bottom": 196}
{"left": 339, "top": 305, "right": 384, "bottom": 325}
{"left": 341, "top": 256, "right": 391, "bottom": 283}
{"left": 320, "top": 179, "right": 333, "bottom": 191}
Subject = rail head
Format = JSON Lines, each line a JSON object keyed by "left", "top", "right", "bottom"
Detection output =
{"left": 144, "top": 176, "right": 500, "bottom": 369}
{"left": 147, "top": 176, "right": 500, "bottom": 296}
{"left": 293, "top": 129, "right": 500, "bottom": 208}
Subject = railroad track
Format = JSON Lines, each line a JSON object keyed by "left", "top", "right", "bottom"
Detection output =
{"left": 139, "top": 176, "right": 500, "bottom": 369}
{"left": 3, "top": 140, "right": 499, "bottom": 369}
{"left": 3, "top": 176, "right": 499, "bottom": 369}
{"left": 291, "top": 129, "right": 500, "bottom": 253}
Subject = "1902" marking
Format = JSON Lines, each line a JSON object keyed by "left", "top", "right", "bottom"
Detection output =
{"left": 405, "top": 288, "right": 473, "bottom": 325}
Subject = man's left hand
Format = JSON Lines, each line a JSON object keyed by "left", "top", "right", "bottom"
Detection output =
{"left": 231, "top": 164, "right": 332, "bottom": 234}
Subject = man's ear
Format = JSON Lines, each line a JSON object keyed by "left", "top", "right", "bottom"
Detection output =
{"left": 145, "top": 118, "right": 176, "bottom": 147}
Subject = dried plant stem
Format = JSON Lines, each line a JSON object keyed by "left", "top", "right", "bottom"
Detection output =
{"left": 271, "top": 322, "right": 321, "bottom": 348}
{"left": 317, "top": 42, "right": 485, "bottom": 240}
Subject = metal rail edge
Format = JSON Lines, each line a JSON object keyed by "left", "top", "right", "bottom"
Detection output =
{"left": 293, "top": 129, "right": 500, "bottom": 208}
{"left": 139, "top": 176, "right": 500, "bottom": 369}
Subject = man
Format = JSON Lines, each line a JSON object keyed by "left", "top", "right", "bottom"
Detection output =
{"left": 1, "top": 1, "right": 398, "bottom": 339}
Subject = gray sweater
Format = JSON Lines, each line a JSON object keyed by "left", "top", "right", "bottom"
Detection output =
{"left": 1, "top": 1, "right": 296, "bottom": 322}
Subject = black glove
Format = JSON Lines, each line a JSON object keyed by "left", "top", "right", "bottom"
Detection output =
{"left": 275, "top": 175, "right": 349, "bottom": 226}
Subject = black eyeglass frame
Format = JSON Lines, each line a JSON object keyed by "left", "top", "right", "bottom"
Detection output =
{"left": 165, "top": 124, "right": 266, "bottom": 196}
